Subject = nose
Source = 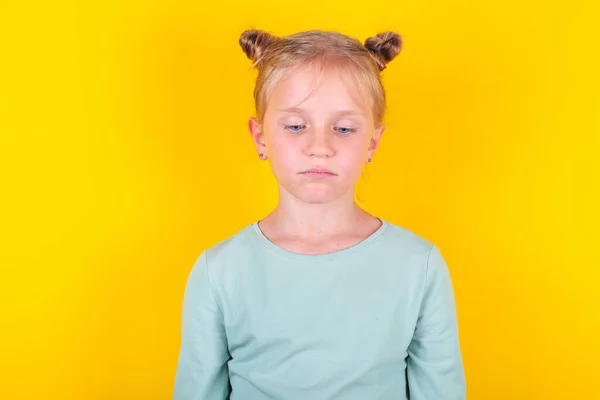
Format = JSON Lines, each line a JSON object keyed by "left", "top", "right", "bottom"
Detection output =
{"left": 304, "top": 127, "right": 335, "bottom": 158}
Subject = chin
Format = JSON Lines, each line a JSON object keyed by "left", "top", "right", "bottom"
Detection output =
{"left": 289, "top": 184, "right": 348, "bottom": 204}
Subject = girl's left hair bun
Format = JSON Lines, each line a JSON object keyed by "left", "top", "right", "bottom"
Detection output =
{"left": 364, "top": 31, "right": 403, "bottom": 71}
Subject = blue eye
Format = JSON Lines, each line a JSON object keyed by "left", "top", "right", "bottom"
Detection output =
{"left": 284, "top": 124, "right": 305, "bottom": 133}
{"left": 336, "top": 126, "right": 356, "bottom": 135}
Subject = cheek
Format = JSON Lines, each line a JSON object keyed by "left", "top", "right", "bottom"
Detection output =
{"left": 269, "top": 135, "right": 294, "bottom": 156}
{"left": 268, "top": 136, "right": 300, "bottom": 170}
{"left": 339, "top": 138, "right": 370, "bottom": 161}
{"left": 341, "top": 155, "right": 366, "bottom": 177}
{"left": 336, "top": 141, "right": 370, "bottom": 178}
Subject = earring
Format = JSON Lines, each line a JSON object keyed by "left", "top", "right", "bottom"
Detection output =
{"left": 367, "top": 157, "right": 372, "bottom": 163}
{"left": 259, "top": 153, "right": 266, "bottom": 159}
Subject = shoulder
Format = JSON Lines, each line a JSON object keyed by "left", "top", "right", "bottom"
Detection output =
{"left": 377, "top": 220, "right": 454, "bottom": 300}
{"left": 204, "top": 223, "right": 257, "bottom": 260}
{"left": 380, "top": 220, "right": 436, "bottom": 257}
{"left": 188, "top": 222, "right": 261, "bottom": 279}
{"left": 376, "top": 220, "right": 450, "bottom": 278}
{"left": 382, "top": 220, "right": 452, "bottom": 281}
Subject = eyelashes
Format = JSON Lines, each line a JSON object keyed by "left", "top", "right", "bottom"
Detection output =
{"left": 335, "top": 126, "right": 357, "bottom": 135}
{"left": 283, "top": 124, "right": 306, "bottom": 133}
{"left": 282, "top": 124, "right": 357, "bottom": 136}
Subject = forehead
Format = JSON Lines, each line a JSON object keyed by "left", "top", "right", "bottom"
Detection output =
{"left": 266, "top": 63, "right": 373, "bottom": 116}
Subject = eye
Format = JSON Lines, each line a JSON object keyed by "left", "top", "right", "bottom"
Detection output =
{"left": 335, "top": 126, "right": 357, "bottom": 135}
{"left": 284, "top": 124, "right": 306, "bottom": 133}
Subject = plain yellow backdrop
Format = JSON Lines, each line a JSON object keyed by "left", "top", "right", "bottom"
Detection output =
{"left": 1, "top": 0, "right": 599, "bottom": 398}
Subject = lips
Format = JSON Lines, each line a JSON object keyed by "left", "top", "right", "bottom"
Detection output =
{"left": 299, "top": 168, "right": 337, "bottom": 178}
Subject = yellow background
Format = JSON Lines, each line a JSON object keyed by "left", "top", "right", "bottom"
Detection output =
{"left": 2, "top": 0, "right": 599, "bottom": 398}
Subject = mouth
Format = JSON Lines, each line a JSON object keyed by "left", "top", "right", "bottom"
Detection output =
{"left": 299, "top": 168, "right": 338, "bottom": 179}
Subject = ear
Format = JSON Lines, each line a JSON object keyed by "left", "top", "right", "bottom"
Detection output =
{"left": 367, "top": 124, "right": 385, "bottom": 160}
{"left": 248, "top": 117, "right": 267, "bottom": 158}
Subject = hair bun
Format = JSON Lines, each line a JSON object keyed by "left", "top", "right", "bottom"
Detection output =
{"left": 239, "top": 29, "right": 278, "bottom": 64}
{"left": 364, "top": 31, "right": 403, "bottom": 71}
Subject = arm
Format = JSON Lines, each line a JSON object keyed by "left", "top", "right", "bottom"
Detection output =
{"left": 406, "top": 245, "right": 466, "bottom": 399}
{"left": 173, "top": 251, "right": 230, "bottom": 400}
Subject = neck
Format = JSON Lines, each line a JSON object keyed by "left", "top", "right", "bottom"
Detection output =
{"left": 262, "top": 185, "right": 373, "bottom": 240}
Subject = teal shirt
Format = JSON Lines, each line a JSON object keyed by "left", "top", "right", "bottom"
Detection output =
{"left": 173, "top": 219, "right": 466, "bottom": 399}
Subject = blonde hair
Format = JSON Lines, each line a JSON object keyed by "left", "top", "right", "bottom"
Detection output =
{"left": 239, "top": 29, "right": 403, "bottom": 125}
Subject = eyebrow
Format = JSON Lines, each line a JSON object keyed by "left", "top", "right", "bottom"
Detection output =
{"left": 278, "top": 107, "right": 364, "bottom": 117}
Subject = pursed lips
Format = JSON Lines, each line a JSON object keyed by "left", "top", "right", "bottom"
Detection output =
{"left": 299, "top": 168, "right": 338, "bottom": 178}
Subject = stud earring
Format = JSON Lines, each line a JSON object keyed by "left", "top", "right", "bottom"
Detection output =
{"left": 367, "top": 157, "right": 372, "bottom": 163}
{"left": 259, "top": 153, "right": 266, "bottom": 159}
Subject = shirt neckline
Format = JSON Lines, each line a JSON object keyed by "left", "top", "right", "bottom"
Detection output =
{"left": 250, "top": 218, "right": 389, "bottom": 262}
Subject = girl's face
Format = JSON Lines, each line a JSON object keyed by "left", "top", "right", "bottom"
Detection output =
{"left": 249, "top": 65, "right": 384, "bottom": 205}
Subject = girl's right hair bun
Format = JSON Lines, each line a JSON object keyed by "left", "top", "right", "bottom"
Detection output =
{"left": 239, "top": 29, "right": 278, "bottom": 64}
{"left": 364, "top": 31, "right": 403, "bottom": 71}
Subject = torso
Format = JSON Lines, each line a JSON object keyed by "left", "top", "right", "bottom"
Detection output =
{"left": 205, "top": 219, "right": 434, "bottom": 399}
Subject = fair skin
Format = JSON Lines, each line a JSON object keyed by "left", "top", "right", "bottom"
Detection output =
{"left": 248, "top": 64, "right": 385, "bottom": 255}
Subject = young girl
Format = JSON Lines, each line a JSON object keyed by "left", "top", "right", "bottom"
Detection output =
{"left": 174, "top": 29, "right": 466, "bottom": 399}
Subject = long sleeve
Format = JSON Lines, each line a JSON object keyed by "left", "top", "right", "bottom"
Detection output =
{"left": 406, "top": 245, "right": 466, "bottom": 399}
{"left": 173, "top": 251, "right": 230, "bottom": 400}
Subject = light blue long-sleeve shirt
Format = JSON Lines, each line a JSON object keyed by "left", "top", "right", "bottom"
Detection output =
{"left": 173, "top": 219, "right": 466, "bottom": 399}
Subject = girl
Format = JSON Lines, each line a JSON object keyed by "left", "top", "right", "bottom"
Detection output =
{"left": 174, "top": 29, "right": 466, "bottom": 399}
